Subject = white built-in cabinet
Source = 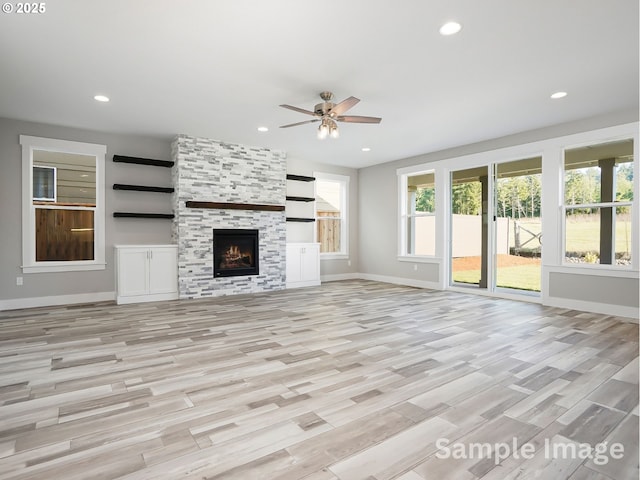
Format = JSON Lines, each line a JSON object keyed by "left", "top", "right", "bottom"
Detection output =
{"left": 286, "top": 243, "right": 320, "bottom": 288}
{"left": 114, "top": 245, "right": 178, "bottom": 304}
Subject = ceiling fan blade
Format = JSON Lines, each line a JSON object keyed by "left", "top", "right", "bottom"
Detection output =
{"left": 279, "top": 104, "right": 317, "bottom": 116}
{"left": 336, "top": 115, "right": 382, "bottom": 124}
{"left": 330, "top": 96, "right": 360, "bottom": 116}
{"left": 279, "top": 119, "right": 320, "bottom": 128}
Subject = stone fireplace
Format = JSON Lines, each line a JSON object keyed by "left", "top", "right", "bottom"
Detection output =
{"left": 171, "top": 135, "right": 286, "bottom": 299}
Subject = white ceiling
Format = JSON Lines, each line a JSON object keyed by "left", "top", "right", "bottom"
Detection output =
{"left": 0, "top": 1, "right": 637, "bottom": 169}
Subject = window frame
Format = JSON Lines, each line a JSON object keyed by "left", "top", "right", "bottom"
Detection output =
{"left": 398, "top": 167, "right": 437, "bottom": 259}
{"left": 560, "top": 136, "right": 636, "bottom": 270}
{"left": 314, "top": 172, "right": 349, "bottom": 259}
{"left": 20, "top": 135, "right": 106, "bottom": 273}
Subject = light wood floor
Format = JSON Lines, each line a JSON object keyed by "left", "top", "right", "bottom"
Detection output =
{"left": 0, "top": 280, "right": 637, "bottom": 480}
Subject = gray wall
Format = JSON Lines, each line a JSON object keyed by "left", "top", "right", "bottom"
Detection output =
{"left": 0, "top": 117, "right": 172, "bottom": 301}
{"left": 287, "top": 155, "right": 359, "bottom": 277}
{"left": 358, "top": 109, "right": 639, "bottom": 306}
{"left": 0, "top": 117, "right": 359, "bottom": 304}
{"left": 549, "top": 273, "right": 639, "bottom": 307}
{"left": 2, "top": 109, "right": 637, "bottom": 310}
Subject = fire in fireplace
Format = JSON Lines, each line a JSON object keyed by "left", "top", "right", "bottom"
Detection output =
{"left": 213, "top": 229, "right": 259, "bottom": 277}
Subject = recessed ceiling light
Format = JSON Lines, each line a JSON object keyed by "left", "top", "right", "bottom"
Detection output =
{"left": 257, "top": 126, "right": 269, "bottom": 132}
{"left": 94, "top": 95, "right": 110, "bottom": 102}
{"left": 550, "top": 91, "right": 567, "bottom": 99}
{"left": 361, "top": 147, "right": 371, "bottom": 152}
{"left": 439, "top": 21, "right": 462, "bottom": 36}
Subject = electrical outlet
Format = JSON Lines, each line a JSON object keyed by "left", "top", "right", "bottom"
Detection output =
{"left": 16, "top": 276, "right": 23, "bottom": 286}
{"left": 347, "top": 260, "right": 351, "bottom": 267}
{"left": 414, "top": 264, "right": 418, "bottom": 271}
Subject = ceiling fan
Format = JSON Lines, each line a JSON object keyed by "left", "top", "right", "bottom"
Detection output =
{"left": 279, "top": 91, "right": 381, "bottom": 139}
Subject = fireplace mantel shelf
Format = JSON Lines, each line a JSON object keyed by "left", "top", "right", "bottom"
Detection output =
{"left": 185, "top": 201, "right": 285, "bottom": 212}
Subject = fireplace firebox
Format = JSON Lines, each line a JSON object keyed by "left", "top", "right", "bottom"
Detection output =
{"left": 213, "top": 229, "right": 259, "bottom": 277}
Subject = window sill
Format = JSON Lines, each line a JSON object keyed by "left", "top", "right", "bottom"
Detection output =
{"left": 320, "top": 254, "right": 349, "bottom": 261}
{"left": 22, "top": 262, "right": 107, "bottom": 274}
{"left": 545, "top": 264, "right": 638, "bottom": 278}
{"left": 397, "top": 255, "right": 441, "bottom": 263}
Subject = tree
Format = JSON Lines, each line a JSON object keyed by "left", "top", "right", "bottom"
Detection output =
{"left": 415, "top": 186, "right": 435, "bottom": 212}
{"left": 452, "top": 182, "right": 481, "bottom": 215}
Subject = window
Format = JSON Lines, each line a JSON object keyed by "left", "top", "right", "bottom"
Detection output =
{"left": 33, "top": 166, "right": 57, "bottom": 201}
{"left": 20, "top": 136, "right": 106, "bottom": 273}
{"left": 399, "top": 170, "right": 436, "bottom": 256}
{"left": 563, "top": 138, "right": 634, "bottom": 267}
{"left": 315, "top": 173, "right": 348, "bottom": 256}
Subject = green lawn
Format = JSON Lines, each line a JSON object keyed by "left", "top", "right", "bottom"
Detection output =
{"left": 565, "top": 215, "right": 632, "bottom": 254}
{"left": 453, "top": 265, "right": 541, "bottom": 292}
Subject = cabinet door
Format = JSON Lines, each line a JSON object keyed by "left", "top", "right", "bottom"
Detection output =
{"left": 148, "top": 247, "right": 178, "bottom": 294}
{"left": 286, "top": 245, "right": 301, "bottom": 283}
{"left": 300, "top": 244, "right": 320, "bottom": 282}
{"left": 117, "top": 248, "right": 149, "bottom": 296}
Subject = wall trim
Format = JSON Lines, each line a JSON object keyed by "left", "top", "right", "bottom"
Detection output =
{"left": 1, "top": 278, "right": 636, "bottom": 323}
{"left": 544, "top": 296, "right": 639, "bottom": 322}
{"left": 321, "top": 273, "right": 361, "bottom": 282}
{"left": 331, "top": 273, "right": 637, "bottom": 320}
{"left": 358, "top": 273, "right": 441, "bottom": 291}
{"left": 0, "top": 291, "right": 116, "bottom": 312}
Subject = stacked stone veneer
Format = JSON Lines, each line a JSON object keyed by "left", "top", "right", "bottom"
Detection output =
{"left": 171, "top": 135, "right": 287, "bottom": 298}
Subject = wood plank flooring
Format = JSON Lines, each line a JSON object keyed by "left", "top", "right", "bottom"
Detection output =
{"left": 0, "top": 280, "right": 637, "bottom": 480}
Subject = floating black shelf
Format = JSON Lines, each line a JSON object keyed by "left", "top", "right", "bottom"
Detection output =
{"left": 286, "top": 196, "right": 315, "bottom": 202}
{"left": 113, "top": 155, "right": 174, "bottom": 168}
{"left": 286, "top": 217, "right": 316, "bottom": 223}
{"left": 286, "top": 174, "right": 315, "bottom": 182}
{"left": 113, "top": 212, "right": 174, "bottom": 219}
{"left": 113, "top": 184, "right": 174, "bottom": 193}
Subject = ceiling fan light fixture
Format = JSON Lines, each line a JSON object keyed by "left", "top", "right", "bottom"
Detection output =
{"left": 318, "top": 121, "right": 329, "bottom": 139}
{"left": 329, "top": 120, "right": 339, "bottom": 139}
{"left": 281, "top": 91, "right": 381, "bottom": 138}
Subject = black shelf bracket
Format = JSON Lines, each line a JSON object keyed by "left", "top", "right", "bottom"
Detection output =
{"left": 286, "top": 196, "right": 315, "bottom": 202}
{"left": 113, "top": 184, "right": 175, "bottom": 193}
{"left": 286, "top": 174, "right": 316, "bottom": 182}
{"left": 113, "top": 212, "right": 175, "bottom": 219}
{"left": 113, "top": 155, "right": 174, "bottom": 168}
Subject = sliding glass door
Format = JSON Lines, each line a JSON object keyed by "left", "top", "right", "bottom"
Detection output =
{"left": 450, "top": 159, "right": 542, "bottom": 295}
{"left": 494, "top": 157, "right": 542, "bottom": 293}
{"left": 450, "top": 166, "right": 488, "bottom": 288}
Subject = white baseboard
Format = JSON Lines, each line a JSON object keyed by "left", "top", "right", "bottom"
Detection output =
{"left": 2, "top": 280, "right": 636, "bottom": 324}
{"left": 358, "top": 273, "right": 441, "bottom": 291}
{"left": 0, "top": 291, "right": 116, "bottom": 312}
{"left": 544, "top": 296, "right": 639, "bottom": 322}
{"left": 332, "top": 273, "right": 637, "bottom": 321}
{"left": 116, "top": 292, "right": 179, "bottom": 305}
{"left": 286, "top": 279, "right": 321, "bottom": 289}
{"left": 321, "top": 273, "right": 361, "bottom": 282}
